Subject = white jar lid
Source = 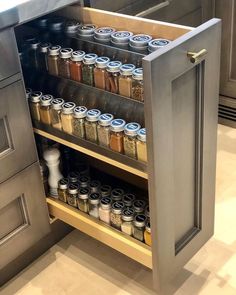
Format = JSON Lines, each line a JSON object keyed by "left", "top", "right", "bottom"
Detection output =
{"left": 86, "top": 109, "right": 101, "bottom": 121}
{"left": 73, "top": 106, "right": 87, "bottom": 118}
{"left": 62, "top": 102, "right": 76, "bottom": 114}
{"left": 110, "top": 118, "right": 126, "bottom": 132}
{"left": 98, "top": 113, "right": 114, "bottom": 126}
{"left": 124, "top": 122, "right": 141, "bottom": 136}
{"left": 40, "top": 94, "right": 53, "bottom": 106}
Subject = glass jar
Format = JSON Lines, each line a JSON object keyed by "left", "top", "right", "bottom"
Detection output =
{"left": 97, "top": 113, "right": 113, "bottom": 147}
{"left": 109, "top": 119, "right": 126, "bottom": 153}
{"left": 78, "top": 175, "right": 90, "bottom": 188}
{"left": 50, "top": 98, "right": 64, "bottom": 130}
{"left": 89, "top": 180, "right": 101, "bottom": 193}
{"left": 72, "top": 106, "right": 87, "bottom": 138}
{"left": 133, "top": 199, "right": 146, "bottom": 215}
{"left": 94, "top": 27, "right": 116, "bottom": 43}
{"left": 64, "top": 20, "right": 80, "bottom": 37}
{"left": 29, "top": 91, "right": 42, "bottom": 121}
{"left": 61, "top": 102, "right": 76, "bottom": 134}
{"left": 111, "top": 188, "right": 124, "bottom": 203}
{"left": 122, "top": 193, "right": 136, "bottom": 207}
{"left": 99, "top": 197, "right": 112, "bottom": 224}
{"left": 77, "top": 24, "right": 97, "bottom": 40}
{"left": 48, "top": 45, "right": 61, "bottom": 76}
{"left": 88, "top": 192, "right": 101, "bottom": 218}
{"left": 144, "top": 221, "right": 152, "bottom": 246}
{"left": 78, "top": 187, "right": 90, "bottom": 213}
{"left": 129, "top": 34, "right": 152, "bottom": 54}
{"left": 132, "top": 214, "right": 147, "bottom": 241}
{"left": 39, "top": 94, "right": 53, "bottom": 125}
{"left": 100, "top": 184, "right": 112, "bottom": 198}
{"left": 110, "top": 201, "right": 125, "bottom": 230}
{"left": 58, "top": 48, "right": 73, "bottom": 78}
{"left": 121, "top": 207, "right": 135, "bottom": 236}
{"left": 82, "top": 53, "right": 98, "bottom": 86}
{"left": 28, "top": 40, "right": 40, "bottom": 69}
{"left": 105, "top": 61, "right": 122, "bottom": 93}
{"left": 94, "top": 56, "right": 110, "bottom": 90}
{"left": 131, "top": 68, "right": 144, "bottom": 102}
{"left": 124, "top": 122, "right": 141, "bottom": 159}
{"left": 57, "top": 177, "right": 69, "bottom": 203}
{"left": 69, "top": 50, "right": 85, "bottom": 82}
{"left": 85, "top": 109, "right": 101, "bottom": 143}
{"left": 137, "top": 128, "right": 147, "bottom": 163}
{"left": 68, "top": 171, "right": 80, "bottom": 184}
{"left": 118, "top": 64, "right": 135, "bottom": 97}
{"left": 67, "top": 183, "right": 79, "bottom": 207}
{"left": 148, "top": 38, "right": 171, "bottom": 53}
{"left": 38, "top": 42, "right": 51, "bottom": 71}
{"left": 111, "top": 31, "right": 133, "bottom": 49}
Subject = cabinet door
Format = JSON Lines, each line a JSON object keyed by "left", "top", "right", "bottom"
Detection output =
{"left": 143, "top": 19, "right": 221, "bottom": 290}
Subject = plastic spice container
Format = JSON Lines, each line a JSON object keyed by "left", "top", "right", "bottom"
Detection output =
{"left": 144, "top": 221, "right": 151, "bottom": 246}
{"left": 29, "top": 91, "right": 42, "bottom": 121}
{"left": 39, "top": 94, "right": 53, "bottom": 125}
{"left": 68, "top": 171, "right": 80, "bottom": 184}
{"left": 61, "top": 102, "right": 76, "bottom": 134}
{"left": 69, "top": 50, "right": 85, "bottom": 82}
{"left": 110, "top": 201, "right": 125, "bottom": 230}
{"left": 94, "top": 56, "right": 110, "bottom": 90}
{"left": 58, "top": 178, "right": 69, "bottom": 203}
{"left": 136, "top": 128, "right": 147, "bottom": 163}
{"left": 78, "top": 187, "right": 90, "bottom": 213}
{"left": 64, "top": 20, "right": 80, "bottom": 36}
{"left": 89, "top": 192, "right": 101, "bottom": 218}
{"left": 94, "top": 27, "right": 116, "bottom": 43}
{"left": 100, "top": 184, "right": 112, "bottom": 197}
{"left": 111, "top": 31, "right": 133, "bottom": 49}
{"left": 89, "top": 180, "right": 101, "bottom": 193}
{"left": 85, "top": 109, "right": 101, "bottom": 143}
{"left": 105, "top": 61, "right": 122, "bottom": 93}
{"left": 82, "top": 53, "right": 98, "bottom": 86}
{"left": 77, "top": 24, "right": 97, "bottom": 40}
{"left": 131, "top": 68, "right": 144, "bottom": 102}
{"left": 48, "top": 45, "right": 61, "bottom": 76}
{"left": 67, "top": 183, "right": 79, "bottom": 208}
{"left": 58, "top": 48, "right": 73, "bottom": 78}
{"left": 78, "top": 175, "right": 90, "bottom": 188}
{"left": 72, "top": 106, "right": 87, "bottom": 138}
{"left": 148, "top": 38, "right": 171, "bottom": 53}
{"left": 129, "top": 34, "right": 152, "bottom": 53}
{"left": 97, "top": 113, "right": 114, "bottom": 147}
{"left": 121, "top": 207, "right": 135, "bottom": 236}
{"left": 124, "top": 122, "right": 141, "bottom": 159}
{"left": 99, "top": 197, "right": 112, "bottom": 224}
{"left": 133, "top": 199, "right": 146, "bottom": 215}
{"left": 132, "top": 214, "right": 147, "bottom": 241}
{"left": 38, "top": 42, "right": 51, "bottom": 71}
{"left": 122, "top": 193, "right": 136, "bottom": 207}
{"left": 109, "top": 119, "right": 126, "bottom": 153}
{"left": 111, "top": 188, "right": 124, "bottom": 202}
{"left": 51, "top": 98, "right": 64, "bottom": 130}
{"left": 118, "top": 64, "right": 136, "bottom": 97}
{"left": 28, "top": 40, "right": 40, "bottom": 68}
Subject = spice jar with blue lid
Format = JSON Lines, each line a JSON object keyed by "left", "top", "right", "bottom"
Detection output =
{"left": 148, "top": 38, "right": 171, "bottom": 53}
{"left": 97, "top": 113, "right": 114, "bottom": 147}
{"left": 105, "top": 61, "right": 122, "bottom": 93}
{"left": 129, "top": 34, "right": 152, "bottom": 53}
{"left": 131, "top": 68, "right": 144, "bottom": 102}
{"left": 124, "top": 122, "right": 141, "bottom": 159}
{"left": 85, "top": 109, "right": 101, "bottom": 143}
{"left": 111, "top": 31, "right": 134, "bottom": 48}
{"left": 136, "top": 128, "right": 147, "bottom": 163}
{"left": 94, "top": 27, "right": 116, "bottom": 43}
{"left": 82, "top": 53, "right": 98, "bottom": 86}
{"left": 72, "top": 106, "right": 87, "bottom": 139}
{"left": 118, "top": 64, "right": 136, "bottom": 97}
{"left": 109, "top": 118, "right": 126, "bottom": 153}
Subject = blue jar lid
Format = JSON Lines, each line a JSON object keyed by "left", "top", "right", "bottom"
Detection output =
{"left": 110, "top": 119, "right": 126, "bottom": 132}
{"left": 98, "top": 113, "right": 114, "bottom": 126}
{"left": 73, "top": 106, "right": 87, "bottom": 119}
{"left": 137, "top": 128, "right": 146, "bottom": 141}
{"left": 129, "top": 34, "right": 152, "bottom": 49}
{"left": 120, "top": 64, "right": 136, "bottom": 76}
{"left": 107, "top": 61, "right": 122, "bottom": 72}
{"left": 124, "top": 122, "right": 141, "bottom": 136}
{"left": 86, "top": 109, "right": 101, "bottom": 121}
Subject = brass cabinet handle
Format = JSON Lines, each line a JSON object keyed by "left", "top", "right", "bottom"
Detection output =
{"left": 187, "top": 49, "right": 208, "bottom": 64}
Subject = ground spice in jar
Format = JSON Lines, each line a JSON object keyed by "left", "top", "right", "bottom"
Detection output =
{"left": 124, "top": 122, "right": 141, "bottom": 159}
{"left": 67, "top": 183, "right": 79, "bottom": 207}
{"left": 94, "top": 56, "right": 110, "bottom": 89}
{"left": 109, "top": 119, "right": 126, "bottom": 153}
{"left": 148, "top": 38, "right": 171, "bottom": 53}
{"left": 131, "top": 68, "right": 144, "bottom": 102}
{"left": 144, "top": 221, "right": 151, "bottom": 246}
{"left": 133, "top": 199, "right": 146, "bottom": 215}
{"left": 111, "top": 188, "right": 124, "bottom": 202}
{"left": 38, "top": 42, "right": 51, "bottom": 71}
{"left": 118, "top": 64, "right": 135, "bottom": 97}
{"left": 78, "top": 187, "right": 90, "bottom": 213}
{"left": 61, "top": 102, "right": 76, "bottom": 134}
{"left": 58, "top": 48, "right": 73, "bottom": 78}
{"left": 122, "top": 193, "right": 136, "bottom": 207}
{"left": 48, "top": 45, "right": 61, "bottom": 76}
{"left": 85, "top": 109, "right": 101, "bottom": 143}
{"left": 88, "top": 192, "right": 101, "bottom": 218}
{"left": 99, "top": 197, "right": 112, "bottom": 224}
{"left": 72, "top": 106, "right": 87, "bottom": 138}
{"left": 132, "top": 214, "right": 147, "bottom": 241}
{"left": 29, "top": 91, "right": 42, "bottom": 121}
{"left": 100, "top": 184, "right": 112, "bottom": 197}
{"left": 69, "top": 50, "right": 85, "bottom": 82}
{"left": 110, "top": 201, "right": 125, "bottom": 230}
{"left": 89, "top": 180, "right": 101, "bottom": 193}
{"left": 105, "top": 61, "right": 122, "bottom": 93}
{"left": 39, "top": 94, "right": 53, "bottom": 125}
{"left": 51, "top": 98, "right": 64, "bottom": 130}
{"left": 121, "top": 207, "right": 134, "bottom": 236}
{"left": 136, "top": 128, "right": 147, "bottom": 163}
{"left": 58, "top": 178, "right": 69, "bottom": 203}
{"left": 82, "top": 53, "right": 98, "bottom": 86}
{"left": 97, "top": 113, "right": 114, "bottom": 147}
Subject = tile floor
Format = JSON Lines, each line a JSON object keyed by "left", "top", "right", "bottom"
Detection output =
{"left": 1, "top": 124, "right": 236, "bottom": 295}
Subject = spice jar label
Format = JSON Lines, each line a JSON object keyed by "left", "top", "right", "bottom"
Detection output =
{"left": 123, "top": 207, "right": 134, "bottom": 216}
{"left": 113, "top": 201, "right": 124, "bottom": 209}
{"left": 101, "top": 197, "right": 111, "bottom": 205}
{"left": 90, "top": 192, "right": 100, "bottom": 200}
{"left": 59, "top": 178, "right": 69, "bottom": 185}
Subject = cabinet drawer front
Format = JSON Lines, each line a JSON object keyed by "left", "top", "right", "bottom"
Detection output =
{"left": 0, "top": 80, "right": 37, "bottom": 183}
{"left": 0, "top": 163, "right": 50, "bottom": 268}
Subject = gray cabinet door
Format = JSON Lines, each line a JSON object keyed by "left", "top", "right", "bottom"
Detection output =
{"left": 143, "top": 19, "right": 221, "bottom": 291}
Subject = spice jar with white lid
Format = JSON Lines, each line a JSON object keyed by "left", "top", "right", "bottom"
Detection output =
{"left": 40, "top": 94, "right": 53, "bottom": 125}
{"left": 77, "top": 24, "right": 97, "bottom": 39}
{"left": 124, "top": 122, "right": 141, "bottom": 159}
{"left": 129, "top": 34, "right": 152, "bottom": 53}
{"left": 78, "top": 175, "right": 90, "bottom": 188}
{"left": 58, "top": 177, "right": 69, "bottom": 203}
{"left": 50, "top": 98, "right": 64, "bottom": 130}
{"left": 133, "top": 199, "right": 146, "bottom": 215}
{"left": 67, "top": 183, "right": 79, "bottom": 208}
{"left": 58, "top": 48, "right": 73, "bottom": 78}
{"left": 109, "top": 119, "right": 126, "bottom": 153}
{"left": 133, "top": 214, "right": 147, "bottom": 241}
{"left": 131, "top": 68, "right": 144, "bottom": 102}
{"left": 144, "top": 221, "right": 151, "bottom": 246}
{"left": 110, "top": 201, "right": 125, "bottom": 229}
{"left": 72, "top": 106, "right": 87, "bottom": 138}
{"left": 136, "top": 128, "right": 147, "bottom": 163}
{"left": 38, "top": 42, "right": 51, "bottom": 71}
{"left": 111, "top": 188, "right": 124, "bottom": 203}
{"left": 99, "top": 197, "right": 112, "bottom": 224}
{"left": 94, "top": 27, "right": 116, "bottom": 43}
{"left": 94, "top": 56, "right": 110, "bottom": 90}
{"left": 85, "top": 109, "right": 101, "bottom": 143}
{"left": 68, "top": 171, "right": 80, "bottom": 184}
{"left": 105, "top": 61, "right": 122, "bottom": 93}
{"left": 70, "top": 50, "right": 85, "bottom": 82}
{"left": 121, "top": 207, "right": 135, "bottom": 236}
{"left": 100, "top": 184, "right": 112, "bottom": 198}
{"left": 61, "top": 102, "right": 76, "bottom": 134}
{"left": 29, "top": 91, "right": 42, "bottom": 121}
{"left": 148, "top": 38, "right": 171, "bottom": 53}
{"left": 118, "top": 64, "right": 136, "bottom": 97}
{"left": 48, "top": 45, "right": 61, "bottom": 76}
{"left": 89, "top": 180, "right": 101, "bottom": 193}
{"left": 111, "top": 31, "right": 133, "bottom": 49}
{"left": 82, "top": 53, "right": 98, "bottom": 86}
{"left": 78, "top": 187, "right": 90, "bottom": 213}
{"left": 122, "top": 193, "right": 136, "bottom": 207}
{"left": 97, "top": 113, "right": 114, "bottom": 147}
{"left": 89, "top": 192, "right": 101, "bottom": 218}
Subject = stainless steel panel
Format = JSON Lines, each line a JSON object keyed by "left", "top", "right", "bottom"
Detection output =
{"left": 0, "top": 8, "right": 18, "bottom": 30}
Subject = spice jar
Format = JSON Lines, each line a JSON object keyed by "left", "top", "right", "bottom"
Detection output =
{"left": 129, "top": 34, "right": 152, "bottom": 53}
{"left": 28, "top": 40, "right": 40, "bottom": 69}
{"left": 49, "top": 17, "right": 64, "bottom": 32}
{"left": 61, "top": 102, "right": 76, "bottom": 134}
{"left": 85, "top": 109, "right": 101, "bottom": 143}
{"left": 118, "top": 64, "right": 136, "bottom": 97}
{"left": 58, "top": 48, "right": 73, "bottom": 78}
{"left": 111, "top": 31, "right": 134, "bottom": 49}
{"left": 124, "top": 122, "right": 141, "bottom": 159}
{"left": 78, "top": 187, "right": 90, "bottom": 213}
{"left": 72, "top": 106, "right": 87, "bottom": 138}
{"left": 122, "top": 193, "right": 136, "bottom": 207}
{"left": 69, "top": 50, "right": 85, "bottom": 82}
{"left": 111, "top": 188, "right": 124, "bottom": 202}
{"left": 94, "top": 56, "right": 110, "bottom": 90}
{"left": 109, "top": 119, "right": 126, "bottom": 153}
{"left": 78, "top": 175, "right": 90, "bottom": 188}
{"left": 77, "top": 24, "right": 97, "bottom": 40}
{"left": 132, "top": 214, "right": 147, "bottom": 241}
{"left": 50, "top": 98, "right": 64, "bottom": 130}
{"left": 133, "top": 199, "right": 146, "bottom": 215}
{"left": 94, "top": 27, "right": 116, "bottom": 43}
{"left": 148, "top": 38, "right": 171, "bottom": 53}
{"left": 111, "top": 201, "right": 125, "bottom": 230}
{"left": 89, "top": 180, "right": 101, "bottom": 193}
{"left": 137, "top": 128, "right": 147, "bottom": 163}
{"left": 58, "top": 178, "right": 69, "bottom": 203}
{"left": 48, "top": 45, "right": 61, "bottom": 76}
{"left": 39, "top": 94, "right": 53, "bottom": 125}
{"left": 100, "top": 184, "right": 112, "bottom": 197}
{"left": 97, "top": 113, "right": 114, "bottom": 147}
{"left": 29, "top": 91, "right": 42, "bottom": 121}
{"left": 121, "top": 207, "right": 135, "bottom": 236}
{"left": 99, "top": 197, "right": 112, "bottom": 224}
{"left": 105, "top": 61, "right": 122, "bottom": 93}
{"left": 82, "top": 53, "right": 97, "bottom": 86}
{"left": 131, "top": 68, "right": 144, "bottom": 102}
{"left": 144, "top": 221, "right": 152, "bottom": 246}
{"left": 64, "top": 20, "right": 80, "bottom": 37}
{"left": 38, "top": 42, "right": 51, "bottom": 71}
{"left": 68, "top": 171, "right": 80, "bottom": 184}
{"left": 88, "top": 192, "right": 101, "bottom": 218}
{"left": 67, "top": 183, "right": 79, "bottom": 208}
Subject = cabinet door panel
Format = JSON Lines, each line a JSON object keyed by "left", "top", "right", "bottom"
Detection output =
{"left": 143, "top": 19, "right": 221, "bottom": 290}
